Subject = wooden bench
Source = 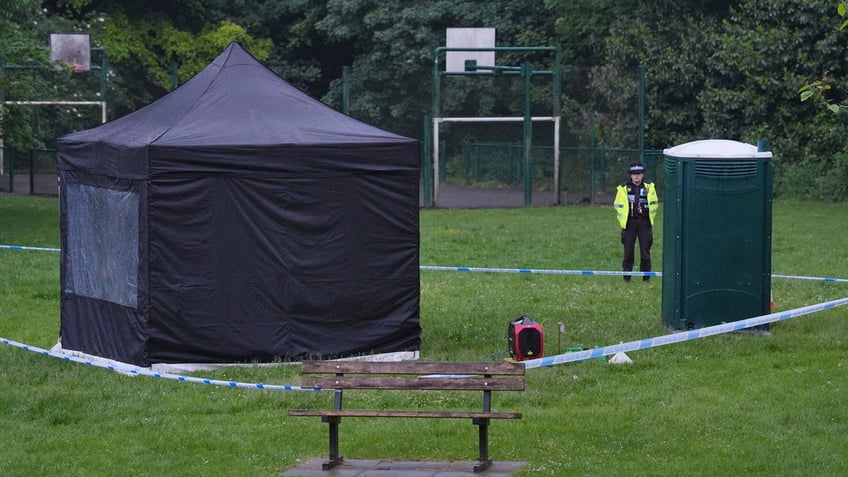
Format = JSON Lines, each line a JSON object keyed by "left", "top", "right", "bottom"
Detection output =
{"left": 288, "top": 360, "right": 525, "bottom": 473}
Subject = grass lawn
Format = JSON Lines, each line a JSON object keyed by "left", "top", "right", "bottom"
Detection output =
{"left": 1, "top": 195, "right": 846, "bottom": 476}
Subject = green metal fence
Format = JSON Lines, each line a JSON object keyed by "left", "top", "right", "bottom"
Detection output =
{"left": 0, "top": 147, "right": 58, "bottom": 195}
{"left": 432, "top": 141, "right": 663, "bottom": 206}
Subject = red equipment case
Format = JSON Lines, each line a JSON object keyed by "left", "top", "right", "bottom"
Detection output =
{"left": 508, "top": 316, "right": 543, "bottom": 361}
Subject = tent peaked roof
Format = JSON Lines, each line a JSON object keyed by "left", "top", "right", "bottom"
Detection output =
{"left": 61, "top": 42, "right": 411, "bottom": 148}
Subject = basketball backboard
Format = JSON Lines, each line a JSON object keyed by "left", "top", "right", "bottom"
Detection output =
{"left": 445, "top": 28, "right": 495, "bottom": 73}
{"left": 50, "top": 33, "right": 90, "bottom": 72}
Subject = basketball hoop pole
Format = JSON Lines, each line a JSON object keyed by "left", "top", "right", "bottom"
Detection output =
{"left": 522, "top": 62, "right": 532, "bottom": 206}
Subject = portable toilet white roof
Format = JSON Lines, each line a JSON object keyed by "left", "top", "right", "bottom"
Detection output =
{"left": 664, "top": 139, "right": 773, "bottom": 159}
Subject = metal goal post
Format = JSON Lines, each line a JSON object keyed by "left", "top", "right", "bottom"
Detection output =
{"left": 430, "top": 46, "right": 562, "bottom": 207}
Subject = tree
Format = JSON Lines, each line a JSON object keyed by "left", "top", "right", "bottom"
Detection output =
{"left": 0, "top": 0, "right": 53, "bottom": 149}
{"left": 799, "top": 2, "right": 848, "bottom": 112}
{"left": 316, "top": 0, "right": 558, "bottom": 138}
{"left": 560, "top": 0, "right": 848, "bottom": 200}
{"left": 4, "top": 0, "right": 845, "bottom": 199}
{"left": 1, "top": 0, "right": 111, "bottom": 151}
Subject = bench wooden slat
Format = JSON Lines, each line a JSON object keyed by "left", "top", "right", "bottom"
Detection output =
{"left": 288, "top": 409, "right": 522, "bottom": 419}
{"left": 300, "top": 360, "right": 524, "bottom": 376}
{"left": 301, "top": 375, "right": 525, "bottom": 391}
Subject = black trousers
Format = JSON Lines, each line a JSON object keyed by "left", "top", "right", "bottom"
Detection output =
{"left": 622, "top": 217, "right": 653, "bottom": 273}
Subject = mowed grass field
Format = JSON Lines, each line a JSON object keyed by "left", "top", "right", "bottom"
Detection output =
{"left": 1, "top": 194, "right": 847, "bottom": 476}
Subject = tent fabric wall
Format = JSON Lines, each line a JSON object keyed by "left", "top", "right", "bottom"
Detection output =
{"left": 56, "top": 42, "right": 421, "bottom": 366}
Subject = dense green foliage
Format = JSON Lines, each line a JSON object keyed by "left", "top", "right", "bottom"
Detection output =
{"left": 2, "top": 195, "right": 847, "bottom": 475}
{"left": 2, "top": 1, "right": 847, "bottom": 199}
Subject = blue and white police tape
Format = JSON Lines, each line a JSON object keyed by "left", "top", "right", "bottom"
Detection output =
{"left": 3, "top": 295, "right": 847, "bottom": 385}
{"left": 0, "top": 244, "right": 61, "bottom": 252}
{"left": 0, "top": 337, "right": 324, "bottom": 392}
{"left": 522, "top": 296, "right": 848, "bottom": 369}
{"left": 421, "top": 265, "right": 848, "bottom": 283}
{"left": 3, "top": 244, "right": 847, "bottom": 380}
{"left": 772, "top": 274, "right": 847, "bottom": 283}
{"left": 421, "top": 264, "right": 659, "bottom": 277}
{"left": 4, "top": 245, "right": 847, "bottom": 284}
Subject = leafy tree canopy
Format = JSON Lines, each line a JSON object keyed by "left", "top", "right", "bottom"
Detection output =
{"left": 2, "top": 0, "right": 847, "bottom": 200}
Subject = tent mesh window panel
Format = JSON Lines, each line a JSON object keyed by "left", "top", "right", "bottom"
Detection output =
{"left": 65, "top": 182, "right": 139, "bottom": 308}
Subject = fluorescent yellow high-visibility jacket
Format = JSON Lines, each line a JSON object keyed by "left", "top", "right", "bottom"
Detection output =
{"left": 614, "top": 181, "right": 658, "bottom": 229}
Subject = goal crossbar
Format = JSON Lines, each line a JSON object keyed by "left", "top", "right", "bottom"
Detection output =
{"left": 2, "top": 100, "right": 107, "bottom": 123}
{"left": 437, "top": 116, "right": 558, "bottom": 123}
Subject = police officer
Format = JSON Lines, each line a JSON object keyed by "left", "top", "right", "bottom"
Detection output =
{"left": 614, "top": 162, "right": 658, "bottom": 281}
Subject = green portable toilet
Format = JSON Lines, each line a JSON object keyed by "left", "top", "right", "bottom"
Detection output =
{"left": 661, "top": 139, "right": 773, "bottom": 330}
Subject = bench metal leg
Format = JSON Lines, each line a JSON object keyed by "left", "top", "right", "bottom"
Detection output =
{"left": 472, "top": 417, "right": 492, "bottom": 473}
{"left": 321, "top": 416, "right": 344, "bottom": 470}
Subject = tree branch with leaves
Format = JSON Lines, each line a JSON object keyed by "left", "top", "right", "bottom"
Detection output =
{"left": 799, "top": 2, "right": 847, "bottom": 112}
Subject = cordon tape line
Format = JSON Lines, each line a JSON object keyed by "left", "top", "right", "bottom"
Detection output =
{"left": 421, "top": 265, "right": 848, "bottom": 283}
{"left": 0, "top": 244, "right": 61, "bottom": 252}
{"left": 0, "top": 337, "right": 324, "bottom": 392}
{"left": 522, "top": 296, "right": 848, "bottom": 369}
{"left": 3, "top": 245, "right": 847, "bottom": 283}
{"left": 3, "top": 296, "right": 847, "bottom": 385}
{"left": 3, "top": 242, "right": 847, "bottom": 384}
{"left": 421, "top": 264, "right": 660, "bottom": 277}
{"left": 772, "top": 274, "right": 848, "bottom": 283}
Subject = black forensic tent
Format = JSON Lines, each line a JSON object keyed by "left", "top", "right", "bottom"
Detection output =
{"left": 56, "top": 42, "right": 421, "bottom": 367}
